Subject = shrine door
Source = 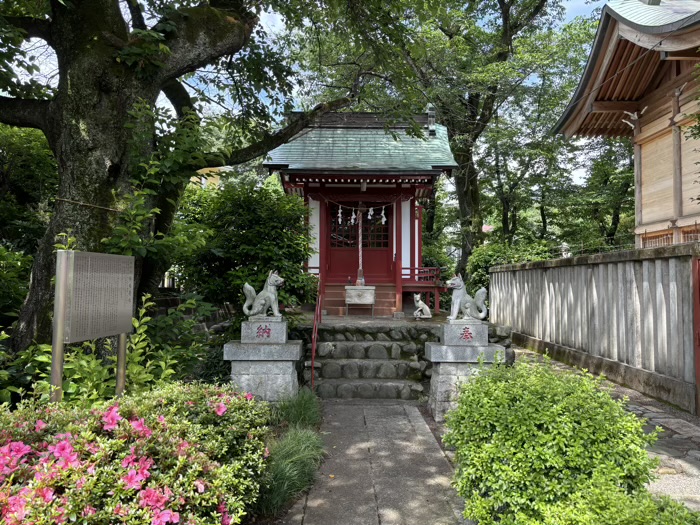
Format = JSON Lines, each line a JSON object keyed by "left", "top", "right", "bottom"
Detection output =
{"left": 327, "top": 202, "right": 393, "bottom": 284}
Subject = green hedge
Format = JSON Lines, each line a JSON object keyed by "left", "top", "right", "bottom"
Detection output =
{"left": 443, "top": 360, "right": 699, "bottom": 525}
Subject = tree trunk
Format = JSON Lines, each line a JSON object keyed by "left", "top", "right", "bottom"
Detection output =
{"left": 453, "top": 149, "right": 481, "bottom": 276}
{"left": 11, "top": 2, "right": 160, "bottom": 352}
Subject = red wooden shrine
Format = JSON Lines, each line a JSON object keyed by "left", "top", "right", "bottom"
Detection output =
{"left": 264, "top": 110, "right": 458, "bottom": 317}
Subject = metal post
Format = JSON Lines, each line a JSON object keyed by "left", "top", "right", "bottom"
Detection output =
{"left": 50, "top": 251, "right": 71, "bottom": 402}
{"left": 115, "top": 333, "right": 128, "bottom": 396}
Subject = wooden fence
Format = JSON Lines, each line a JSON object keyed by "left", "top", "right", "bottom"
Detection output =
{"left": 490, "top": 244, "right": 700, "bottom": 414}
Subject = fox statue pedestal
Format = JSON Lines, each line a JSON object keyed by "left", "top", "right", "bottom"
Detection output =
{"left": 224, "top": 271, "right": 303, "bottom": 401}
{"left": 426, "top": 319, "right": 511, "bottom": 422}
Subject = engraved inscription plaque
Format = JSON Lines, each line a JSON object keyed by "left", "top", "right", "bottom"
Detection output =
{"left": 56, "top": 251, "right": 134, "bottom": 343}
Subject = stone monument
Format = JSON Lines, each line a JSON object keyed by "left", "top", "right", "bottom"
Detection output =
{"left": 223, "top": 271, "right": 303, "bottom": 401}
{"left": 426, "top": 274, "right": 513, "bottom": 422}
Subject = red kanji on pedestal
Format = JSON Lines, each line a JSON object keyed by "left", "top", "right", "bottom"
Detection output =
{"left": 460, "top": 327, "right": 473, "bottom": 341}
{"left": 256, "top": 325, "right": 271, "bottom": 338}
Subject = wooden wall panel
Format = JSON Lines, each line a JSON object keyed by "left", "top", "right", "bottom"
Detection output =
{"left": 681, "top": 128, "right": 700, "bottom": 216}
{"left": 641, "top": 131, "right": 674, "bottom": 224}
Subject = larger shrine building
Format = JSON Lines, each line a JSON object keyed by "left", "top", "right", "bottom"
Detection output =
{"left": 264, "top": 111, "right": 458, "bottom": 317}
{"left": 554, "top": 0, "right": 700, "bottom": 248}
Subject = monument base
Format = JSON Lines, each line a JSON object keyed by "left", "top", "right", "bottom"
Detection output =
{"left": 426, "top": 342, "right": 511, "bottom": 422}
{"left": 223, "top": 340, "right": 303, "bottom": 401}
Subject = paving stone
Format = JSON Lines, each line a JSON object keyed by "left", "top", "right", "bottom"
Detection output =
{"left": 349, "top": 344, "right": 366, "bottom": 359}
{"left": 390, "top": 344, "right": 401, "bottom": 359}
{"left": 342, "top": 362, "right": 360, "bottom": 379}
{"left": 364, "top": 334, "right": 374, "bottom": 341}
{"left": 389, "top": 329, "right": 403, "bottom": 340}
{"left": 376, "top": 333, "right": 391, "bottom": 341}
{"left": 419, "top": 334, "right": 428, "bottom": 342}
{"left": 335, "top": 333, "right": 347, "bottom": 341}
{"left": 330, "top": 344, "right": 348, "bottom": 359}
{"left": 377, "top": 384, "right": 398, "bottom": 399}
{"left": 336, "top": 384, "right": 354, "bottom": 399}
{"left": 368, "top": 344, "right": 388, "bottom": 359}
{"left": 344, "top": 332, "right": 355, "bottom": 341}
{"left": 404, "top": 342, "right": 417, "bottom": 354}
{"left": 317, "top": 343, "right": 333, "bottom": 357}
{"left": 357, "top": 383, "right": 375, "bottom": 399}
{"left": 316, "top": 383, "right": 336, "bottom": 399}
{"left": 360, "top": 361, "right": 379, "bottom": 379}
{"left": 377, "top": 363, "right": 398, "bottom": 379}
{"left": 323, "top": 362, "right": 342, "bottom": 379}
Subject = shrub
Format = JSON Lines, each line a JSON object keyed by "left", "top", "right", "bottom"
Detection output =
{"left": 271, "top": 387, "right": 322, "bottom": 429}
{"left": 0, "top": 382, "right": 271, "bottom": 525}
{"left": 444, "top": 360, "right": 660, "bottom": 525}
{"left": 253, "top": 427, "right": 324, "bottom": 517}
{"left": 173, "top": 180, "right": 317, "bottom": 311}
{"left": 0, "top": 246, "right": 32, "bottom": 329}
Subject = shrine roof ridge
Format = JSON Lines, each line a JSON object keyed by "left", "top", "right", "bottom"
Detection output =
{"left": 264, "top": 118, "right": 458, "bottom": 172}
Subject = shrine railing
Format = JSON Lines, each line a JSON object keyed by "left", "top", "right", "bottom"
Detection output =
{"left": 401, "top": 266, "right": 441, "bottom": 285}
{"left": 310, "top": 277, "right": 323, "bottom": 390}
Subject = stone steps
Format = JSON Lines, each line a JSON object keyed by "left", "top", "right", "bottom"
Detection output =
{"left": 312, "top": 340, "right": 419, "bottom": 360}
{"left": 316, "top": 358, "right": 424, "bottom": 380}
{"left": 315, "top": 378, "right": 424, "bottom": 400}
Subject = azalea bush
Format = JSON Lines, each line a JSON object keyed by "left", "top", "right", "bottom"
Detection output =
{"left": 0, "top": 382, "right": 271, "bottom": 525}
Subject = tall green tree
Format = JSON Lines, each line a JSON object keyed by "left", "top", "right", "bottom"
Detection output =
{"left": 296, "top": 0, "right": 596, "bottom": 273}
{"left": 0, "top": 0, "right": 363, "bottom": 352}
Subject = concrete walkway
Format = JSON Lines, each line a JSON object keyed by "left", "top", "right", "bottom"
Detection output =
{"left": 281, "top": 400, "right": 465, "bottom": 525}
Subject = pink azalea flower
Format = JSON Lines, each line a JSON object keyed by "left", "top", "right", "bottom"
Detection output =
{"left": 139, "top": 487, "right": 169, "bottom": 510}
{"left": 48, "top": 439, "right": 80, "bottom": 469}
{"left": 82, "top": 506, "right": 97, "bottom": 517}
{"left": 245, "top": 393, "right": 254, "bottom": 401}
{"left": 194, "top": 479, "right": 206, "bottom": 493}
{"left": 102, "top": 405, "right": 122, "bottom": 431}
{"left": 130, "top": 418, "right": 153, "bottom": 438}
{"left": 214, "top": 403, "right": 227, "bottom": 416}
{"left": 35, "top": 420, "right": 47, "bottom": 432}
{"left": 176, "top": 441, "right": 191, "bottom": 457}
{"left": 35, "top": 486, "right": 55, "bottom": 503}
{"left": 263, "top": 447, "right": 270, "bottom": 459}
{"left": 153, "top": 509, "right": 180, "bottom": 525}
{"left": 76, "top": 476, "right": 87, "bottom": 489}
{"left": 121, "top": 469, "right": 144, "bottom": 490}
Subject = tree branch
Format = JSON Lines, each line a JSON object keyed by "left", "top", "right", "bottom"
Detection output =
{"left": 125, "top": 0, "right": 147, "bottom": 31}
{"left": 158, "top": 6, "right": 257, "bottom": 82}
{"left": 2, "top": 15, "right": 52, "bottom": 43}
{"left": 205, "top": 96, "right": 357, "bottom": 168}
{"left": 161, "top": 79, "right": 194, "bottom": 118}
{"left": 0, "top": 96, "right": 51, "bottom": 131}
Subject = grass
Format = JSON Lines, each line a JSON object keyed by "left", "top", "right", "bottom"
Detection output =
{"left": 271, "top": 387, "right": 322, "bottom": 429}
{"left": 253, "top": 427, "right": 325, "bottom": 517}
{"left": 251, "top": 388, "right": 325, "bottom": 519}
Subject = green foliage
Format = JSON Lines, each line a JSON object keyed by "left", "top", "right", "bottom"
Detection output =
{"left": 0, "top": 246, "right": 31, "bottom": 329}
{"left": 523, "top": 474, "right": 700, "bottom": 525}
{"left": 254, "top": 427, "right": 324, "bottom": 517}
{"left": 466, "top": 241, "right": 549, "bottom": 293}
{"left": 0, "top": 124, "right": 57, "bottom": 253}
{"left": 0, "top": 382, "right": 271, "bottom": 525}
{"left": 102, "top": 106, "right": 210, "bottom": 261}
{"left": 271, "top": 388, "right": 322, "bottom": 429}
{"left": 444, "top": 360, "right": 661, "bottom": 525}
{"left": 174, "top": 179, "right": 316, "bottom": 311}
{"left": 0, "top": 293, "right": 216, "bottom": 406}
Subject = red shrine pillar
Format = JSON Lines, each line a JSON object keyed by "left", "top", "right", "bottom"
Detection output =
{"left": 395, "top": 197, "right": 403, "bottom": 313}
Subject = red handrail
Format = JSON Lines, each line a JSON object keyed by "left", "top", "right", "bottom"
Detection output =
{"left": 310, "top": 278, "right": 323, "bottom": 389}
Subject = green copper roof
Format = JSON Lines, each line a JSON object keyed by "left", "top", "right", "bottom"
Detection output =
{"left": 264, "top": 117, "right": 458, "bottom": 172}
{"left": 607, "top": 0, "right": 700, "bottom": 33}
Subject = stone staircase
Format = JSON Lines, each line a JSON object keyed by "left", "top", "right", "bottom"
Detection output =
{"left": 300, "top": 321, "right": 441, "bottom": 399}
{"left": 322, "top": 284, "right": 397, "bottom": 317}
